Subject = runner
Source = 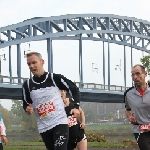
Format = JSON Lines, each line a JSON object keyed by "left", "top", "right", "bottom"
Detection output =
{"left": 0, "top": 113, "right": 8, "bottom": 150}
{"left": 61, "top": 90, "right": 87, "bottom": 150}
{"left": 22, "top": 52, "right": 80, "bottom": 150}
{"left": 74, "top": 107, "right": 87, "bottom": 150}
{"left": 124, "top": 64, "right": 150, "bottom": 150}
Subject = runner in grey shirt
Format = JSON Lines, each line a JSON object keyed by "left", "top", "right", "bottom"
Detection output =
{"left": 124, "top": 64, "right": 150, "bottom": 150}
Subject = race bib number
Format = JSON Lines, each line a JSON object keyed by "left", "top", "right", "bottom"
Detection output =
{"left": 36, "top": 101, "right": 55, "bottom": 118}
{"left": 68, "top": 116, "right": 77, "bottom": 127}
{"left": 139, "top": 124, "right": 150, "bottom": 131}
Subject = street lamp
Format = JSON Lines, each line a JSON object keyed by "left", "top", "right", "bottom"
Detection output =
{"left": 24, "top": 43, "right": 32, "bottom": 78}
{"left": 92, "top": 63, "right": 98, "bottom": 73}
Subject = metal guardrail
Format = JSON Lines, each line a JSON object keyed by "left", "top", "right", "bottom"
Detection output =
{"left": 0, "top": 75, "right": 129, "bottom": 92}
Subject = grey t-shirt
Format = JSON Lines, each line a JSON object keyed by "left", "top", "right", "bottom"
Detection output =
{"left": 125, "top": 85, "right": 150, "bottom": 133}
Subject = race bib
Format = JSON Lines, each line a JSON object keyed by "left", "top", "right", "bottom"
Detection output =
{"left": 68, "top": 116, "right": 77, "bottom": 127}
{"left": 139, "top": 124, "right": 150, "bottom": 131}
{"left": 36, "top": 101, "right": 55, "bottom": 118}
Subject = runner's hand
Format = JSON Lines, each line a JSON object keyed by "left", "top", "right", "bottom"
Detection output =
{"left": 1, "top": 135, "right": 8, "bottom": 145}
{"left": 128, "top": 113, "right": 137, "bottom": 124}
{"left": 26, "top": 104, "right": 33, "bottom": 115}
{"left": 80, "top": 123, "right": 86, "bottom": 129}
{"left": 70, "top": 108, "right": 80, "bottom": 118}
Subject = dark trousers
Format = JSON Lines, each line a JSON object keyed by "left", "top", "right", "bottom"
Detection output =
{"left": 40, "top": 124, "right": 69, "bottom": 150}
{"left": 134, "top": 132, "right": 150, "bottom": 150}
{"left": 0, "top": 143, "right": 3, "bottom": 150}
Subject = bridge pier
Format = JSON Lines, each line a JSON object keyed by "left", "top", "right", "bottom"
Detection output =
{"left": 108, "top": 36, "right": 110, "bottom": 90}
{"left": 131, "top": 36, "right": 133, "bottom": 86}
{"left": 17, "top": 44, "right": 21, "bottom": 83}
{"left": 47, "top": 38, "right": 53, "bottom": 73}
{"left": 79, "top": 34, "right": 83, "bottom": 88}
{"left": 9, "top": 46, "right": 12, "bottom": 83}
{"left": 103, "top": 41, "right": 106, "bottom": 89}
{"left": 124, "top": 46, "right": 126, "bottom": 88}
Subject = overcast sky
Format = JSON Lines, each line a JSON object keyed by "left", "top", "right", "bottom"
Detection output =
{"left": 0, "top": 0, "right": 150, "bottom": 110}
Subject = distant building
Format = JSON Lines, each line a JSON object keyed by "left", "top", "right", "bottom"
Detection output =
{"left": 80, "top": 102, "right": 125, "bottom": 122}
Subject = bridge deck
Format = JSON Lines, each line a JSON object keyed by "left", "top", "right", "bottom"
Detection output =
{"left": 0, "top": 75, "right": 126, "bottom": 103}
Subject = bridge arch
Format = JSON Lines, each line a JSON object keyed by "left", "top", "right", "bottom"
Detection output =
{"left": 0, "top": 14, "right": 150, "bottom": 88}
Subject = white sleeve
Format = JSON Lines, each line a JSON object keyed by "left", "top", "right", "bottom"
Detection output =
{"left": 0, "top": 119, "right": 6, "bottom": 136}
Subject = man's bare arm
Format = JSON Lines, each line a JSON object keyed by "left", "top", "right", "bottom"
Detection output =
{"left": 125, "top": 109, "right": 132, "bottom": 118}
{"left": 125, "top": 109, "right": 137, "bottom": 124}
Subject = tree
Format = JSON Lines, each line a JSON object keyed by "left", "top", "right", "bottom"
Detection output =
{"left": 11, "top": 100, "right": 24, "bottom": 116}
{"left": 0, "top": 107, "right": 11, "bottom": 128}
{"left": 140, "top": 55, "right": 150, "bottom": 74}
{"left": 11, "top": 100, "right": 37, "bottom": 130}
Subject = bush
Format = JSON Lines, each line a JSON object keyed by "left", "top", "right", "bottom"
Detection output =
{"left": 86, "top": 131, "right": 108, "bottom": 142}
{"left": 122, "top": 139, "right": 138, "bottom": 148}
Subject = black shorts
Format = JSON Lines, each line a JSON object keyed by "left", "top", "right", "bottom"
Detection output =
{"left": 76, "top": 129, "right": 86, "bottom": 142}
{"left": 67, "top": 129, "right": 86, "bottom": 150}
{"left": 40, "top": 124, "right": 69, "bottom": 150}
{"left": 67, "top": 138, "right": 78, "bottom": 150}
{"left": 134, "top": 132, "right": 150, "bottom": 150}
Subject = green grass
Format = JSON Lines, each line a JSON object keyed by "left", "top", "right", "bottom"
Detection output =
{"left": 88, "top": 142, "right": 127, "bottom": 148}
{"left": 4, "top": 124, "right": 136, "bottom": 149}
{"left": 4, "top": 149, "right": 44, "bottom": 150}
{"left": 86, "top": 124, "right": 131, "bottom": 131}
{"left": 3, "top": 141, "right": 137, "bottom": 148}
{"left": 5, "top": 142, "right": 44, "bottom": 146}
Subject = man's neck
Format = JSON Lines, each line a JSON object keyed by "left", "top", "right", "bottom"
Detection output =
{"left": 136, "top": 82, "right": 147, "bottom": 91}
{"left": 36, "top": 70, "right": 45, "bottom": 78}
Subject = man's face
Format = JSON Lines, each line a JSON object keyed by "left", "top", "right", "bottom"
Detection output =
{"left": 27, "top": 54, "right": 44, "bottom": 76}
{"left": 131, "top": 66, "right": 147, "bottom": 86}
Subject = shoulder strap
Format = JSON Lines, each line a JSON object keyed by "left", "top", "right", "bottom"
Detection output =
{"left": 51, "top": 73, "right": 57, "bottom": 87}
{"left": 26, "top": 79, "right": 31, "bottom": 94}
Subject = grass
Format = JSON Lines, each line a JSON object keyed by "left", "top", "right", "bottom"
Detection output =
{"left": 3, "top": 141, "right": 137, "bottom": 148}
{"left": 4, "top": 149, "right": 44, "bottom": 150}
{"left": 85, "top": 124, "right": 131, "bottom": 131}
{"left": 5, "top": 142, "right": 44, "bottom": 146}
{"left": 4, "top": 124, "right": 137, "bottom": 149}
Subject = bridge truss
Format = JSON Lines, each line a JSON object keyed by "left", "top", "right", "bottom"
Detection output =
{"left": 0, "top": 14, "right": 150, "bottom": 89}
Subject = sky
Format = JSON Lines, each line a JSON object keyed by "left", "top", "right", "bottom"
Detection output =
{"left": 0, "top": 0, "right": 150, "bottom": 110}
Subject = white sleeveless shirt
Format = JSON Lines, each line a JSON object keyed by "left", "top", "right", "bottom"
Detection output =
{"left": 27, "top": 73, "right": 68, "bottom": 133}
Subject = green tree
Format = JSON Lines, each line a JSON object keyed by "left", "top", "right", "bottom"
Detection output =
{"left": 140, "top": 55, "right": 150, "bottom": 74}
{"left": 11, "top": 100, "right": 24, "bottom": 116}
{"left": 11, "top": 100, "right": 37, "bottom": 130}
{"left": 0, "top": 106, "right": 11, "bottom": 128}
{"left": 9, "top": 111, "right": 22, "bottom": 126}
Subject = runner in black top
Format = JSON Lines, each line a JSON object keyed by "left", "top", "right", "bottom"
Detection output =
{"left": 22, "top": 52, "right": 80, "bottom": 150}
{"left": 61, "top": 91, "right": 80, "bottom": 150}
{"left": 61, "top": 90, "right": 87, "bottom": 150}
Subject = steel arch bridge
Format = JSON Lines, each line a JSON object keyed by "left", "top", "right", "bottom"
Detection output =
{"left": 0, "top": 14, "right": 150, "bottom": 102}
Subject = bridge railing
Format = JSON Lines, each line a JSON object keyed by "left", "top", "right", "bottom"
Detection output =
{"left": 0, "top": 75, "right": 129, "bottom": 92}
{"left": 75, "top": 82, "right": 128, "bottom": 92}
{"left": 0, "top": 75, "right": 28, "bottom": 85}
